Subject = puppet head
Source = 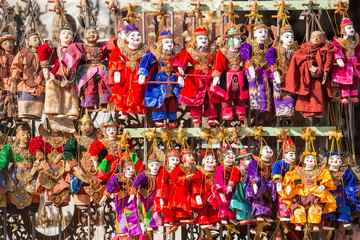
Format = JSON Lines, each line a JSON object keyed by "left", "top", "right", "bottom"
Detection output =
{"left": 340, "top": 18, "right": 355, "bottom": 37}
{"left": 148, "top": 153, "right": 160, "bottom": 176}
{"left": 202, "top": 151, "right": 217, "bottom": 172}
{"left": 0, "top": 25, "right": 16, "bottom": 54}
{"left": 224, "top": 23, "right": 243, "bottom": 49}
{"left": 117, "top": 25, "right": 126, "bottom": 40}
{"left": 310, "top": 31, "right": 325, "bottom": 46}
{"left": 26, "top": 29, "right": 41, "bottom": 50}
{"left": 84, "top": 28, "right": 99, "bottom": 45}
{"left": 260, "top": 145, "right": 274, "bottom": 162}
{"left": 167, "top": 150, "right": 180, "bottom": 168}
{"left": 328, "top": 152, "right": 343, "bottom": 171}
{"left": 224, "top": 149, "right": 236, "bottom": 167}
{"left": 103, "top": 121, "right": 119, "bottom": 140}
{"left": 125, "top": 25, "right": 142, "bottom": 49}
{"left": 59, "top": 14, "right": 76, "bottom": 46}
{"left": 79, "top": 113, "right": 94, "bottom": 137}
{"left": 304, "top": 153, "right": 317, "bottom": 170}
{"left": 158, "top": 30, "right": 174, "bottom": 54}
{"left": 122, "top": 158, "right": 135, "bottom": 178}
{"left": 280, "top": 25, "right": 294, "bottom": 48}
{"left": 15, "top": 123, "right": 31, "bottom": 148}
{"left": 283, "top": 138, "right": 296, "bottom": 165}
{"left": 192, "top": 26, "right": 210, "bottom": 49}
{"left": 237, "top": 143, "right": 253, "bottom": 169}
{"left": 253, "top": 21, "right": 268, "bottom": 44}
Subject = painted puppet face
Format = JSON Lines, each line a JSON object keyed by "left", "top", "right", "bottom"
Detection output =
{"left": 310, "top": 31, "right": 324, "bottom": 45}
{"left": 281, "top": 32, "right": 294, "bottom": 47}
{"left": 261, "top": 146, "right": 274, "bottom": 159}
{"left": 241, "top": 156, "right": 252, "bottom": 169}
{"left": 124, "top": 165, "right": 135, "bottom": 177}
{"left": 1, "top": 39, "right": 15, "bottom": 54}
{"left": 161, "top": 38, "right": 174, "bottom": 52}
{"left": 80, "top": 122, "right": 94, "bottom": 137}
{"left": 195, "top": 35, "right": 209, "bottom": 47}
{"left": 85, "top": 28, "right": 99, "bottom": 44}
{"left": 105, "top": 126, "right": 117, "bottom": 138}
{"left": 344, "top": 25, "right": 355, "bottom": 36}
{"left": 284, "top": 151, "right": 296, "bottom": 165}
{"left": 254, "top": 28, "right": 268, "bottom": 43}
{"left": 224, "top": 150, "right": 236, "bottom": 166}
{"left": 168, "top": 156, "right": 180, "bottom": 168}
{"left": 304, "top": 155, "right": 316, "bottom": 169}
{"left": 118, "top": 30, "right": 126, "bottom": 40}
{"left": 148, "top": 161, "right": 160, "bottom": 175}
{"left": 16, "top": 128, "right": 31, "bottom": 146}
{"left": 232, "top": 35, "right": 242, "bottom": 48}
{"left": 59, "top": 29, "right": 74, "bottom": 46}
{"left": 126, "top": 31, "right": 142, "bottom": 47}
{"left": 203, "top": 154, "right": 216, "bottom": 170}
{"left": 28, "top": 34, "right": 41, "bottom": 49}
{"left": 328, "top": 155, "right": 342, "bottom": 168}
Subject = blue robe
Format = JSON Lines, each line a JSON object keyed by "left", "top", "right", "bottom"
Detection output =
{"left": 272, "top": 160, "right": 293, "bottom": 181}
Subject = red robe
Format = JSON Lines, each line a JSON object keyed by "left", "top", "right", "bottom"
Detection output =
{"left": 283, "top": 41, "right": 336, "bottom": 117}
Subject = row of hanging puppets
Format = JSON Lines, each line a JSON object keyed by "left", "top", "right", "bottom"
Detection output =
{"left": 0, "top": 0, "right": 358, "bottom": 132}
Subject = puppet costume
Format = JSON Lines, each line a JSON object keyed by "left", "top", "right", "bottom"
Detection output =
{"left": 191, "top": 166, "right": 219, "bottom": 225}
{"left": 281, "top": 163, "right": 337, "bottom": 225}
{"left": 138, "top": 30, "right": 181, "bottom": 124}
{"left": 173, "top": 27, "right": 218, "bottom": 121}
{"left": 29, "top": 125, "right": 71, "bottom": 207}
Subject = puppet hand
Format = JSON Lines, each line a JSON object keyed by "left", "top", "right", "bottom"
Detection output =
{"left": 138, "top": 75, "right": 146, "bottom": 85}
{"left": 318, "top": 185, "right": 326, "bottom": 193}
{"left": 93, "top": 160, "right": 98, "bottom": 170}
{"left": 220, "top": 193, "right": 226, "bottom": 203}
{"left": 276, "top": 182, "right": 283, "bottom": 192}
{"left": 321, "top": 72, "right": 328, "bottom": 85}
{"left": 160, "top": 198, "right": 164, "bottom": 208}
{"left": 186, "top": 173, "right": 194, "bottom": 179}
{"left": 286, "top": 185, "right": 292, "bottom": 195}
{"left": 128, "top": 194, "right": 135, "bottom": 203}
{"left": 226, "top": 186, "right": 233, "bottom": 194}
{"left": 249, "top": 66, "right": 256, "bottom": 79}
{"left": 253, "top": 183, "right": 258, "bottom": 194}
{"left": 43, "top": 68, "right": 49, "bottom": 80}
{"left": 337, "top": 59, "right": 345, "bottom": 68}
{"left": 178, "top": 76, "right": 185, "bottom": 87}
{"left": 100, "top": 196, "right": 108, "bottom": 206}
{"left": 178, "top": 67, "right": 185, "bottom": 75}
{"left": 213, "top": 77, "right": 220, "bottom": 86}
{"left": 114, "top": 71, "right": 121, "bottom": 83}
{"left": 195, "top": 195, "right": 203, "bottom": 205}
{"left": 274, "top": 71, "right": 281, "bottom": 84}
{"left": 10, "top": 81, "right": 16, "bottom": 94}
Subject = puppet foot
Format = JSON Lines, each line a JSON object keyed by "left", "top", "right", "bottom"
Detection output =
{"left": 256, "top": 217, "right": 265, "bottom": 222}
{"left": 155, "top": 121, "right": 165, "bottom": 127}
{"left": 207, "top": 119, "right": 216, "bottom": 126}
{"left": 138, "top": 114, "right": 146, "bottom": 118}
{"left": 295, "top": 225, "right": 302, "bottom": 231}
{"left": 238, "top": 115, "right": 246, "bottom": 121}
{"left": 280, "top": 217, "right": 290, "bottom": 222}
{"left": 223, "top": 115, "right": 233, "bottom": 120}
{"left": 265, "top": 218, "right": 274, "bottom": 223}
{"left": 192, "top": 118, "right": 201, "bottom": 124}
{"left": 312, "top": 225, "right": 320, "bottom": 231}
{"left": 200, "top": 224, "right": 211, "bottom": 229}
{"left": 168, "top": 122, "right": 176, "bottom": 128}
{"left": 344, "top": 223, "right": 352, "bottom": 229}
{"left": 55, "top": 114, "right": 66, "bottom": 118}
{"left": 340, "top": 98, "right": 349, "bottom": 104}
{"left": 322, "top": 226, "right": 335, "bottom": 230}
{"left": 101, "top": 108, "right": 109, "bottom": 113}
{"left": 221, "top": 220, "right": 228, "bottom": 225}
{"left": 351, "top": 97, "right": 359, "bottom": 103}
{"left": 119, "top": 114, "right": 128, "bottom": 120}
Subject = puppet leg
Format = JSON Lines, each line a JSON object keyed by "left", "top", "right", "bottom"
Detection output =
{"left": 247, "top": 76, "right": 259, "bottom": 110}
{"left": 166, "top": 96, "right": 178, "bottom": 124}
{"left": 291, "top": 206, "right": 306, "bottom": 225}
{"left": 308, "top": 204, "right": 322, "bottom": 224}
{"left": 204, "top": 95, "right": 217, "bottom": 120}
{"left": 350, "top": 76, "right": 359, "bottom": 99}
{"left": 221, "top": 99, "right": 234, "bottom": 120}
{"left": 234, "top": 97, "right": 246, "bottom": 119}
{"left": 257, "top": 75, "right": 271, "bottom": 112}
{"left": 98, "top": 78, "right": 111, "bottom": 109}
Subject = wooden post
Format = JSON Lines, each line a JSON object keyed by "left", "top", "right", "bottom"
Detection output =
{"left": 3, "top": 207, "right": 7, "bottom": 240}
{"left": 87, "top": 205, "right": 91, "bottom": 240}
{"left": 31, "top": 212, "right": 36, "bottom": 240}
{"left": 58, "top": 206, "right": 62, "bottom": 240}
{"left": 142, "top": 11, "right": 146, "bottom": 44}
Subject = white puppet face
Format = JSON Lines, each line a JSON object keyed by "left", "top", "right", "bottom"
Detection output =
{"left": 328, "top": 155, "right": 342, "bottom": 168}
{"left": 224, "top": 150, "right": 236, "bottom": 166}
{"left": 126, "top": 31, "right": 142, "bottom": 47}
{"left": 161, "top": 38, "right": 174, "bottom": 52}
{"left": 284, "top": 151, "right": 296, "bottom": 165}
{"left": 195, "top": 35, "right": 209, "bottom": 47}
{"left": 203, "top": 154, "right": 216, "bottom": 170}
{"left": 59, "top": 29, "right": 74, "bottom": 46}
{"left": 261, "top": 146, "right": 274, "bottom": 159}
{"left": 344, "top": 25, "right": 355, "bottom": 36}
{"left": 124, "top": 165, "right": 135, "bottom": 177}
{"left": 281, "top": 32, "right": 294, "bottom": 46}
{"left": 304, "top": 155, "right": 316, "bottom": 169}
{"left": 148, "top": 162, "right": 160, "bottom": 175}
{"left": 118, "top": 30, "right": 126, "bottom": 40}
{"left": 105, "top": 126, "right": 117, "bottom": 138}
{"left": 254, "top": 28, "right": 268, "bottom": 43}
{"left": 241, "top": 155, "right": 252, "bottom": 169}
{"left": 232, "top": 35, "right": 242, "bottom": 48}
{"left": 168, "top": 156, "right": 180, "bottom": 168}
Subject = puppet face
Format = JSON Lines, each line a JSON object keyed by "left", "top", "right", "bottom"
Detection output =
{"left": 148, "top": 161, "right": 160, "bottom": 175}
{"left": 59, "top": 29, "right": 74, "bottom": 46}
{"left": 168, "top": 156, "right": 180, "bottom": 168}
{"left": 118, "top": 30, "right": 126, "bottom": 40}
{"left": 254, "top": 28, "right": 268, "bottom": 43}
{"left": 85, "top": 29, "right": 99, "bottom": 44}
{"left": 232, "top": 35, "right": 242, "bottom": 48}
{"left": 124, "top": 165, "right": 135, "bottom": 178}
{"left": 28, "top": 35, "right": 41, "bottom": 49}
{"left": 195, "top": 35, "right": 209, "bottom": 47}
{"left": 224, "top": 150, "right": 236, "bottom": 166}
{"left": 310, "top": 31, "right": 324, "bottom": 45}
{"left": 344, "top": 25, "right": 355, "bottom": 36}
{"left": 1, "top": 39, "right": 15, "bottom": 54}
{"left": 126, "top": 31, "right": 142, "bottom": 47}
{"left": 80, "top": 122, "right": 94, "bottom": 137}
{"left": 241, "top": 156, "right": 252, "bottom": 169}
{"left": 204, "top": 154, "right": 216, "bottom": 170}
{"left": 284, "top": 151, "right": 296, "bottom": 165}
{"left": 281, "top": 32, "right": 294, "bottom": 47}
{"left": 16, "top": 128, "right": 31, "bottom": 146}
{"left": 105, "top": 126, "right": 117, "bottom": 138}
{"left": 161, "top": 38, "right": 174, "bottom": 52}
{"left": 261, "top": 146, "right": 274, "bottom": 160}
{"left": 328, "top": 155, "right": 342, "bottom": 168}
{"left": 304, "top": 155, "right": 316, "bottom": 169}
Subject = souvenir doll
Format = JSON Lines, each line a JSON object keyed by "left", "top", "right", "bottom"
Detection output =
{"left": 63, "top": 113, "right": 105, "bottom": 206}
{"left": 331, "top": 18, "right": 360, "bottom": 104}
{"left": 245, "top": 145, "right": 276, "bottom": 222}
{"left": 0, "top": 24, "right": 17, "bottom": 121}
{"left": 61, "top": 11, "right": 110, "bottom": 112}
{"left": 272, "top": 138, "right": 297, "bottom": 221}
{"left": 138, "top": 30, "right": 181, "bottom": 127}
{"left": 240, "top": 21, "right": 272, "bottom": 112}
{"left": 266, "top": 25, "right": 297, "bottom": 117}
{"left": 154, "top": 150, "right": 180, "bottom": 226}
{"left": 208, "top": 147, "right": 236, "bottom": 223}
{"left": 283, "top": 31, "right": 336, "bottom": 118}
{"left": 228, "top": 144, "right": 255, "bottom": 223}
{"left": 281, "top": 153, "right": 337, "bottom": 231}
{"left": 173, "top": 27, "right": 218, "bottom": 125}
{"left": 191, "top": 151, "right": 219, "bottom": 227}
{"left": 100, "top": 157, "right": 142, "bottom": 238}
{"left": 10, "top": 29, "right": 45, "bottom": 121}
{"left": 29, "top": 124, "right": 71, "bottom": 207}
{"left": 129, "top": 153, "right": 163, "bottom": 232}
{"left": 37, "top": 14, "right": 79, "bottom": 133}
{"left": 108, "top": 25, "right": 148, "bottom": 119}
{"left": 0, "top": 123, "right": 39, "bottom": 213}
{"left": 325, "top": 152, "right": 360, "bottom": 228}
{"left": 212, "top": 23, "right": 248, "bottom": 121}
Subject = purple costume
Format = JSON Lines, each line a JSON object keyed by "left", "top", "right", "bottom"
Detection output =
{"left": 105, "top": 174, "right": 141, "bottom": 237}
{"left": 266, "top": 42, "right": 297, "bottom": 117}
{"left": 132, "top": 172, "right": 163, "bottom": 229}
{"left": 240, "top": 39, "right": 272, "bottom": 112}
{"left": 245, "top": 159, "right": 276, "bottom": 217}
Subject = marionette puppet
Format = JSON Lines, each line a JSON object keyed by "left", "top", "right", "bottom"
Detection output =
{"left": 108, "top": 25, "right": 148, "bottom": 119}
{"left": 212, "top": 23, "right": 249, "bottom": 122}
{"left": 228, "top": 143, "right": 255, "bottom": 223}
{"left": 281, "top": 153, "right": 337, "bottom": 231}
{"left": 208, "top": 147, "right": 236, "bottom": 223}
{"left": 0, "top": 124, "right": 39, "bottom": 213}
{"left": 240, "top": 21, "right": 272, "bottom": 112}
{"left": 129, "top": 153, "right": 163, "bottom": 232}
{"left": 63, "top": 113, "right": 105, "bottom": 206}
{"left": 266, "top": 25, "right": 297, "bottom": 117}
{"left": 37, "top": 13, "right": 79, "bottom": 133}
{"left": 29, "top": 123, "right": 71, "bottom": 207}
{"left": 191, "top": 151, "right": 218, "bottom": 228}
{"left": 173, "top": 27, "right": 218, "bottom": 125}
{"left": 138, "top": 30, "right": 181, "bottom": 128}
{"left": 282, "top": 31, "right": 336, "bottom": 118}
{"left": 245, "top": 145, "right": 276, "bottom": 222}
{"left": 10, "top": 29, "right": 45, "bottom": 121}
{"left": 272, "top": 138, "right": 297, "bottom": 221}
{"left": 61, "top": 10, "right": 111, "bottom": 112}
{"left": 0, "top": 24, "right": 17, "bottom": 121}
{"left": 100, "top": 157, "right": 142, "bottom": 238}
{"left": 331, "top": 18, "right": 360, "bottom": 104}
